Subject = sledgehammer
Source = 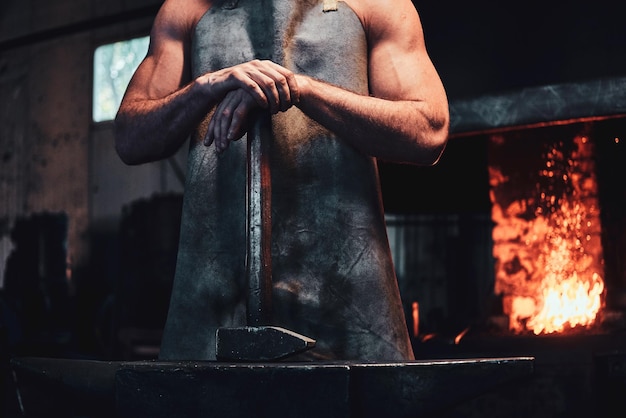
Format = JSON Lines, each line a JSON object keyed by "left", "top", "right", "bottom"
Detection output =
{"left": 215, "top": 113, "right": 315, "bottom": 362}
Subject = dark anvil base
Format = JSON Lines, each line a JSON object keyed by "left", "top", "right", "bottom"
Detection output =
{"left": 10, "top": 356, "right": 534, "bottom": 418}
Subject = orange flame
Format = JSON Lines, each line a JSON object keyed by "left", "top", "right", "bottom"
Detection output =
{"left": 527, "top": 272, "right": 603, "bottom": 334}
{"left": 491, "top": 134, "right": 605, "bottom": 335}
{"left": 525, "top": 224, "right": 604, "bottom": 334}
{"left": 506, "top": 200, "right": 605, "bottom": 335}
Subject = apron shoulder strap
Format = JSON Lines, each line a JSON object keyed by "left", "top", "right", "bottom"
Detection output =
{"left": 323, "top": 0, "right": 338, "bottom": 12}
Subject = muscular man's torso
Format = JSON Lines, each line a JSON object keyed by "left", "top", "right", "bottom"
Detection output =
{"left": 159, "top": 0, "right": 414, "bottom": 361}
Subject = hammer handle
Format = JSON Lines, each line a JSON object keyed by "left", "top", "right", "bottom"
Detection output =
{"left": 246, "top": 113, "right": 273, "bottom": 326}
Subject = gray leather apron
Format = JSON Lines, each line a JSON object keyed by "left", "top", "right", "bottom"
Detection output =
{"left": 159, "top": 0, "right": 414, "bottom": 361}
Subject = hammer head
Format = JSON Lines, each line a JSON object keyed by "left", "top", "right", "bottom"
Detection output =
{"left": 216, "top": 326, "right": 316, "bottom": 362}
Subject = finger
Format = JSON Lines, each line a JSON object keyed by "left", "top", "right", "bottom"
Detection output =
{"left": 284, "top": 71, "right": 299, "bottom": 106}
{"left": 261, "top": 60, "right": 299, "bottom": 109}
{"left": 248, "top": 72, "right": 281, "bottom": 114}
{"left": 227, "top": 92, "right": 255, "bottom": 142}
{"left": 224, "top": 61, "right": 296, "bottom": 113}
{"left": 241, "top": 79, "right": 270, "bottom": 109}
{"left": 208, "top": 100, "right": 229, "bottom": 153}
{"left": 204, "top": 111, "right": 216, "bottom": 146}
{"left": 225, "top": 67, "right": 269, "bottom": 109}
{"left": 215, "top": 92, "right": 240, "bottom": 153}
{"left": 214, "top": 106, "right": 230, "bottom": 153}
{"left": 246, "top": 60, "right": 293, "bottom": 113}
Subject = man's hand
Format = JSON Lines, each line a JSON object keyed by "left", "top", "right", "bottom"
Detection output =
{"left": 203, "top": 60, "right": 301, "bottom": 153}
{"left": 201, "top": 59, "right": 300, "bottom": 116}
{"left": 204, "top": 89, "right": 258, "bottom": 153}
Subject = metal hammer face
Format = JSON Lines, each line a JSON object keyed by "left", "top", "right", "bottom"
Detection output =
{"left": 215, "top": 114, "right": 315, "bottom": 362}
{"left": 216, "top": 326, "right": 316, "bottom": 362}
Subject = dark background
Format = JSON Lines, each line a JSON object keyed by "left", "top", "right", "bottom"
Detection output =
{"left": 416, "top": 1, "right": 625, "bottom": 100}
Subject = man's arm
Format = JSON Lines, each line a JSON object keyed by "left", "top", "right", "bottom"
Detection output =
{"left": 114, "top": 0, "right": 299, "bottom": 165}
{"left": 296, "top": 0, "right": 449, "bottom": 165}
{"left": 114, "top": 0, "right": 205, "bottom": 165}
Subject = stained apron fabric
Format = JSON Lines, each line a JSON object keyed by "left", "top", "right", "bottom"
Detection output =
{"left": 159, "top": 0, "right": 414, "bottom": 361}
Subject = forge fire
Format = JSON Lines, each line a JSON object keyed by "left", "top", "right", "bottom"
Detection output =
{"left": 489, "top": 129, "right": 606, "bottom": 335}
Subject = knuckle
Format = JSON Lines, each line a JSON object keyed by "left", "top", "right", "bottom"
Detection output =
{"left": 276, "top": 77, "right": 288, "bottom": 88}
{"left": 233, "top": 107, "right": 246, "bottom": 119}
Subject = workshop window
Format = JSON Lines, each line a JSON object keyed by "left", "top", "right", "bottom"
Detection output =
{"left": 92, "top": 36, "right": 149, "bottom": 122}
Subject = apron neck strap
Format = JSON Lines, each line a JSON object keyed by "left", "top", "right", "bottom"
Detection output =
{"left": 323, "top": 0, "right": 338, "bottom": 12}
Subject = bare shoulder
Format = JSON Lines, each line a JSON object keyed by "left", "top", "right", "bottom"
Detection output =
{"left": 341, "top": 0, "right": 424, "bottom": 42}
{"left": 128, "top": 0, "right": 216, "bottom": 97}
{"left": 153, "top": 0, "right": 215, "bottom": 37}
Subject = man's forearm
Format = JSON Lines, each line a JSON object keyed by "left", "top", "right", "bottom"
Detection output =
{"left": 114, "top": 80, "right": 214, "bottom": 165}
{"left": 115, "top": 59, "right": 301, "bottom": 165}
{"left": 295, "top": 75, "right": 448, "bottom": 166}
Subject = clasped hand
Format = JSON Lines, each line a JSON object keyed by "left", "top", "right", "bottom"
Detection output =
{"left": 203, "top": 60, "right": 299, "bottom": 153}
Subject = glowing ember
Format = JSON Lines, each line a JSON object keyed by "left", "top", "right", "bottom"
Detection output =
{"left": 490, "top": 131, "right": 605, "bottom": 335}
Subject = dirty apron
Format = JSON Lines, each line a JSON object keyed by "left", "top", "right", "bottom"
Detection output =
{"left": 159, "top": 0, "right": 414, "bottom": 361}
